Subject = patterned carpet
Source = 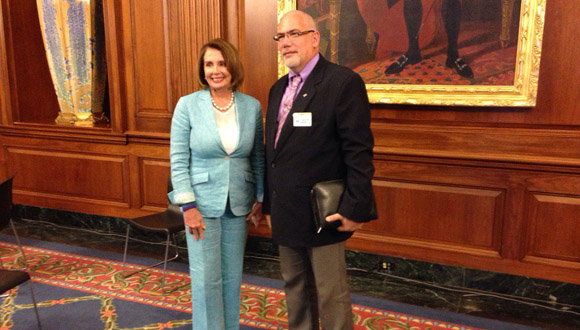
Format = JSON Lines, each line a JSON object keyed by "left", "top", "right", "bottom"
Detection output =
{"left": 1, "top": 240, "right": 490, "bottom": 330}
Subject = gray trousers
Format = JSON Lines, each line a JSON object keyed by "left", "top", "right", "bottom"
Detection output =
{"left": 279, "top": 241, "right": 354, "bottom": 330}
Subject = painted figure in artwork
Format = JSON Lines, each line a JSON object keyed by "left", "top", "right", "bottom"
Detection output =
{"left": 383, "top": 0, "right": 474, "bottom": 78}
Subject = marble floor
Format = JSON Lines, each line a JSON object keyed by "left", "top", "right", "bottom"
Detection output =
{"left": 3, "top": 218, "right": 580, "bottom": 330}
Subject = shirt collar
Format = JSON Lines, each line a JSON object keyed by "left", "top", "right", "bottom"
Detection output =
{"left": 289, "top": 53, "right": 319, "bottom": 83}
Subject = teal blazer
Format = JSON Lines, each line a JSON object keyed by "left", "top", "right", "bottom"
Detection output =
{"left": 168, "top": 90, "right": 264, "bottom": 218}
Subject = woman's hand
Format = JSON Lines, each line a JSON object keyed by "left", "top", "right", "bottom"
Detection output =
{"left": 246, "top": 202, "right": 264, "bottom": 228}
{"left": 184, "top": 208, "right": 206, "bottom": 240}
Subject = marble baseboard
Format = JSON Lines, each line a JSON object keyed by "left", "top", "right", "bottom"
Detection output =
{"left": 234, "top": 235, "right": 580, "bottom": 308}
{"left": 13, "top": 205, "right": 580, "bottom": 307}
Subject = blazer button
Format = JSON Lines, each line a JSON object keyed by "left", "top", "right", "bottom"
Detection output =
{"left": 271, "top": 163, "right": 276, "bottom": 168}
{"left": 225, "top": 156, "right": 230, "bottom": 160}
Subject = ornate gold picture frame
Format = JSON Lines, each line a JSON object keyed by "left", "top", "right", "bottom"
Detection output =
{"left": 278, "top": 0, "right": 546, "bottom": 106}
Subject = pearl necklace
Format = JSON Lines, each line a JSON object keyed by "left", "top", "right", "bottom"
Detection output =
{"left": 211, "top": 91, "right": 235, "bottom": 112}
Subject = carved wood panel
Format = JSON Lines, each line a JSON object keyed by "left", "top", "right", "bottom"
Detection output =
{"left": 139, "top": 158, "right": 170, "bottom": 210}
{"left": 5, "top": 146, "right": 128, "bottom": 205}
{"left": 525, "top": 194, "right": 580, "bottom": 265}
{"left": 368, "top": 180, "right": 504, "bottom": 251}
{"left": 122, "top": 0, "right": 223, "bottom": 134}
{"left": 0, "top": 0, "right": 59, "bottom": 124}
{"left": 343, "top": 157, "right": 580, "bottom": 283}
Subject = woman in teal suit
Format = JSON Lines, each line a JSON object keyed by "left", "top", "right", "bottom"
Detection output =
{"left": 168, "top": 38, "right": 264, "bottom": 330}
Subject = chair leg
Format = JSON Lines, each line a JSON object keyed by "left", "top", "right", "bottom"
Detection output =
{"left": 0, "top": 259, "right": 6, "bottom": 299}
{"left": 10, "top": 219, "right": 28, "bottom": 269}
{"left": 28, "top": 281, "right": 43, "bottom": 330}
{"left": 161, "top": 233, "right": 170, "bottom": 287}
{"left": 0, "top": 271, "right": 7, "bottom": 297}
{"left": 122, "top": 229, "right": 180, "bottom": 284}
{"left": 121, "top": 225, "right": 131, "bottom": 274}
{"left": 171, "top": 234, "right": 180, "bottom": 262}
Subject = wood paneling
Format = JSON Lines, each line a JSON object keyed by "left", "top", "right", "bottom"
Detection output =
{"left": 168, "top": 0, "right": 223, "bottom": 103}
{"left": 1, "top": 0, "right": 59, "bottom": 124}
{"left": 140, "top": 158, "right": 170, "bottom": 210}
{"left": 0, "top": 134, "right": 169, "bottom": 219}
{"left": 369, "top": 180, "right": 504, "bottom": 251}
{"left": 343, "top": 156, "right": 580, "bottom": 283}
{"left": 223, "top": 0, "right": 242, "bottom": 50}
{"left": 0, "top": 3, "right": 10, "bottom": 125}
{"left": 243, "top": 0, "right": 278, "bottom": 108}
{"left": 102, "top": 0, "right": 126, "bottom": 133}
{"left": 122, "top": 0, "right": 223, "bottom": 134}
{"left": 525, "top": 194, "right": 580, "bottom": 264}
{"left": 372, "top": 123, "right": 580, "bottom": 166}
{"left": 129, "top": 0, "right": 171, "bottom": 132}
{"left": 5, "top": 146, "right": 128, "bottom": 205}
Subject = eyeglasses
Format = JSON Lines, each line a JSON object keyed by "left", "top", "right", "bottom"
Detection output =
{"left": 273, "top": 30, "right": 315, "bottom": 42}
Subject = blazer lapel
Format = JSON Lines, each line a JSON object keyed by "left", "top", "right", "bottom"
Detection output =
{"left": 266, "top": 77, "right": 286, "bottom": 158}
{"left": 274, "top": 57, "right": 326, "bottom": 153}
{"left": 198, "top": 90, "right": 227, "bottom": 154}
{"left": 231, "top": 91, "right": 245, "bottom": 154}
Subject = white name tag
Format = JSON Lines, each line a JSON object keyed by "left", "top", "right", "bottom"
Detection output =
{"left": 293, "top": 112, "right": 312, "bottom": 127}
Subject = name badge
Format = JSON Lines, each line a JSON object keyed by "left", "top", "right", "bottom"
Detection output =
{"left": 293, "top": 112, "right": 312, "bottom": 127}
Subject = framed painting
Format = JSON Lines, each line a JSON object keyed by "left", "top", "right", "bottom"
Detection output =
{"left": 277, "top": 0, "right": 546, "bottom": 106}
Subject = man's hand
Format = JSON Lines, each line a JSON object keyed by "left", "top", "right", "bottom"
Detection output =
{"left": 184, "top": 208, "right": 205, "bottom": 240}
{"left": 325, "top": 213, "right": 363, "bottom": 232}
{"left": 265, "top": 214, "right": 272, "bottom": 229}
{"left": 246, "top": 202, "right": 264, "bottom": 228}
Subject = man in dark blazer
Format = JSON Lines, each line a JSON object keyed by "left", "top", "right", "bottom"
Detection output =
{"left": 263, "top": 10, "right": 377, "bottom": 330}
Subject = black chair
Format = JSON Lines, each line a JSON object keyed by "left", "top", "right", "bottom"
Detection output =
{"left": 121, "top": 178, "right": 184, "bottom": 286}
{"left": 0, "top": 176, "right": 42, "bottom": 329}
{"left": 0, "top": 176, "right": 28, "bottom": 269}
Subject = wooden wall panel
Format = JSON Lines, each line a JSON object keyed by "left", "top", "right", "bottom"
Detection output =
{"left": 372, "top": 123, "right": 580, "bottom": 166}
{"left": 525, "top": 194, "right": 580, "bottom": 264}
{"left": 0, "top": 134, "right": 170, "bottom": 219}
{"left": 2, "top": 0, "right": 58, "bottom": 124}
{"left": 140, "top": 158, "right": 170, "bottom": 210}
{"left": 132, "top": 1, "right": 169, "bottom": 112}
{"left": 129, "top": 0, "right": 170, "bottom": 133}
{"left": 123, "top": 0, "right": 223, "bottom": 134}
{"left": 369, "top": 180, "right": 504, "bottom": 250}
{"left": 243, "top": 0, "right": 278, "bottom": 108}
{"left": 168, "top": 0, "right": 223, "bottom": 104}
{"left": 0, "top": 3, "right": 10, "bottom": 125}
{"left": 102, "top": 0, "right": 126, "bottom": 133}
{"left": 344, "top": 157, "right": 580, "bottom": 283}
{"left": 5, "top": 146, "right": 128, "bottom": 205}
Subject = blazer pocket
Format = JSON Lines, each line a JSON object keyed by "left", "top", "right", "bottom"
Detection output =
{"left": 192, "top": 172, "right": 209, "bottom": 185}
{"left": 244, "top": 172, "right": 256, "bottom": 183}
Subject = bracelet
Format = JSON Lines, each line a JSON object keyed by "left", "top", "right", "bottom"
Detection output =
{"left": 181, "top": 202, "right": 197, "bottom": 212}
